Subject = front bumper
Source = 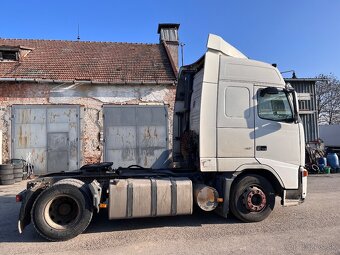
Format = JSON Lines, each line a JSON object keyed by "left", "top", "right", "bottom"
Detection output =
{"left": 301, "top": 167, "right": 308, "bottom": 199}
{"left": 282, "top": 166, "right": 307, "bottom": 206}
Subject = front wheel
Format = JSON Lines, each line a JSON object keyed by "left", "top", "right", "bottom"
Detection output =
{"left": 230, "top": 174, "right": 275, "bottom": 222}
{"left": 31, "top": 182, "right": 93, "bottom": 241}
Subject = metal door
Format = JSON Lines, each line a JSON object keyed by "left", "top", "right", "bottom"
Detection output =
{"left": 104, "top": 105, "right": 168, "bottom": 169}
{"left": 12, "top": 105, "right": 80, "bottom": 174}
{"left": 47, "top": 132, "right": 69, "bottom": 172}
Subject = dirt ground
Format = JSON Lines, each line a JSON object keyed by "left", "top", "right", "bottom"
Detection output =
{"left": 0, "top": 174, "right": 339, "bottom": 255}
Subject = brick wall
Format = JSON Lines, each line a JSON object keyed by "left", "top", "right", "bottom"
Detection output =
{"left": 0, "top": 81, "right": 176, "bottom": 166}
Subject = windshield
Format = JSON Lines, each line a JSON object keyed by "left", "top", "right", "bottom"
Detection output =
{"left": 258, "top": 90, "right": 294, "bottom": 122}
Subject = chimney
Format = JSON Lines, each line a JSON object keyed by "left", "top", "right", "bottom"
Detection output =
{"left": 157, "top": 23, "right": 180, "bottom": 70}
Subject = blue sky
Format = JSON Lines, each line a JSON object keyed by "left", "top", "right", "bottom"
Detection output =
{"left": 1, "top": 0, "right": 339, "bottom": 78}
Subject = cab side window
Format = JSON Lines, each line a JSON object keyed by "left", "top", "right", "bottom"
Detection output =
{"left": 258, "top": 91, "right": 293, "bottom": 121}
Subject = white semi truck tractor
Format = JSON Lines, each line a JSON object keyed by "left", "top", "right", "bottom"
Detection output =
{"left": 17, "top": 34, "right": 308, "bottom": 241}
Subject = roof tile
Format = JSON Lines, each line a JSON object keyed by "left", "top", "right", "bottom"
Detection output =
{"left": 0, "top": 39, "right": 176, "bottom": 84}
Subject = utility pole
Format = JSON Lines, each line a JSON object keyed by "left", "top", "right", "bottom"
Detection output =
{"left": 180, "top": 42, "right": 185, "bottom": 67}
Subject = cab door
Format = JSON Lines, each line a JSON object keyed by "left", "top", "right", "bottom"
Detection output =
{"left": 254, "top": 86, "right": 300, "bottom": 188}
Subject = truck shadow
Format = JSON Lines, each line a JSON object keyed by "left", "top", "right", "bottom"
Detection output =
{"left": 85, "top": 209, "right": 241, "bottom": 234}
{"left": 0, "top": 194, "right": 44, "bottom": 243}
{"left": 0, "top": 194, "right": 241, "bottom": 243}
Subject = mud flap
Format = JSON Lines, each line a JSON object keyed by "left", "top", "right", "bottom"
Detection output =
{"left": 215, "top": 177, "right": 233, "bottom": 218}
{"left": 18, "top": 188, "right": 42, "bottom": 233}
{"left": 88, "top": 180, "right": 102, "bottom": 213}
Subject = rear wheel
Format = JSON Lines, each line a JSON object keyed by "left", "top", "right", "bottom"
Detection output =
{"left": 230, "top": 174, "right": 275, "bottom": 222}
{"left": 32, "top": 182, "right": 93, "bottom": 241}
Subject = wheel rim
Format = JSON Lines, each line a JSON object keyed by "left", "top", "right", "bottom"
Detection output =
{"left": 243, "top": 186, "right": 267, "bottom": 212}
{"left": 44, "top": 195, "right": 80, "bottom": 230}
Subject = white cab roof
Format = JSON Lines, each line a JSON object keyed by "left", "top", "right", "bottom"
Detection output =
{"left": 207, "top": 34, "right": 247, "bottom": 59}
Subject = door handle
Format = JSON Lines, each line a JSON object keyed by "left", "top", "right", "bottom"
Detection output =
{"left": 256, "top": 146, "right": 267, "bottom": 151}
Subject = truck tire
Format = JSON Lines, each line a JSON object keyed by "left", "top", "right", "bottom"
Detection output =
{"left": 0, "top": 174, "right": 14, "bottom": 180}
{"left": 0, "top": 164, "right": 14, "bottom": 175}
{"left": 55, "top": 178, "right": 88, "bottom": 190}
{"left": 0, "top": 169, "right": 14, "bottom": 175}
{"left": 0, "top": 164, "right": 13, "bottom": 170}
{"left": 13, "top": 168, "right": 23, "bottom": 174}
{"left": 230, "top": 174, "right": 275, "bottom": 222}
{"left": 14, "top": 177, "right": 22, "bottom": 183}
{"left": 0, "top": 179, "right": 15, "bottom": 185}
{"left": 31, "top": 182, "right": 93, "bottom": 241}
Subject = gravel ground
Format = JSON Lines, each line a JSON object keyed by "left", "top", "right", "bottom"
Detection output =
{"left": 0, "top": 174, "right": 339, "bottom": 255}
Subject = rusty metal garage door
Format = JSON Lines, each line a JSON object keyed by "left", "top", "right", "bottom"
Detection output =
{"left": 103, "top": 105, "right": 168, "bottom": 169}
{"left": 11, "top": 105, "right": 80, "bottom": 174}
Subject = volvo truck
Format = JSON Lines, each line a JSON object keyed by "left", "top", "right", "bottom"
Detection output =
{"left": 16, "top": 34, "right": 308, "bottom": 241}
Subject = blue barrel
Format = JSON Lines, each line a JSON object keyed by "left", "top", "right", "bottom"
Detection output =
{"left": 317, "top": 157, "right": 327, "bottom": 171}
{"left": 327, "top": 153, "right": 339, "bottom": 170}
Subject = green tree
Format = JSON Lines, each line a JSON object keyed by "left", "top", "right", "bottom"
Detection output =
{"left": 316, "top": 74, "right": 340, "bottom": 125}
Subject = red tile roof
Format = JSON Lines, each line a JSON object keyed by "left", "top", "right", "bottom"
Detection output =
{"left": 0, "top": 39, "right": 176, "bottom": 84}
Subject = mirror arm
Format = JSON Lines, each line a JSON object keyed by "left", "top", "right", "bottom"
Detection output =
{"left": 291, "top": 91, "right": 299, "bottom": 123}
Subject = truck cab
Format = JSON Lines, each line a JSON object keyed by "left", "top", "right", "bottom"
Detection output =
{"left": 173, "top": 34, "right": 307, "bottom": 212}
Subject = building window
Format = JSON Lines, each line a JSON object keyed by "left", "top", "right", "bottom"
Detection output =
{"left": 0, "top": 50, "right": 19, "bottom": 61}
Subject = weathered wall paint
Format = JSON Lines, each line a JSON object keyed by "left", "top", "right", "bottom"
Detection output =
{"left": 0, "top": 82, "right": 175, "bottom": 168}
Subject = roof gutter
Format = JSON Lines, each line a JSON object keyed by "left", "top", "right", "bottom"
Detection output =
{"left": 284, "top": 78, "right": 327, "bottom": 82}
{"left": 0, "top": 77, "right": 177, "bottom": 86}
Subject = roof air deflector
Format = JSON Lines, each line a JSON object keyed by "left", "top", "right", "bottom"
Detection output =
{"left": 207, "top": 34, "right": 247, "bottom": 59}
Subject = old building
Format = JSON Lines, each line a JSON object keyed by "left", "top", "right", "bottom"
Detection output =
{"left": 0, "top": 24, "right": 180, "bottom": 174}
{"left": 285, "top": 78, "right": 319, "bottom": 143}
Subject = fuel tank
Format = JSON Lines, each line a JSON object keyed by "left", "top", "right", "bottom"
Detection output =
{"left": 108, "top": 177, "right": 193, "bottom": 219}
